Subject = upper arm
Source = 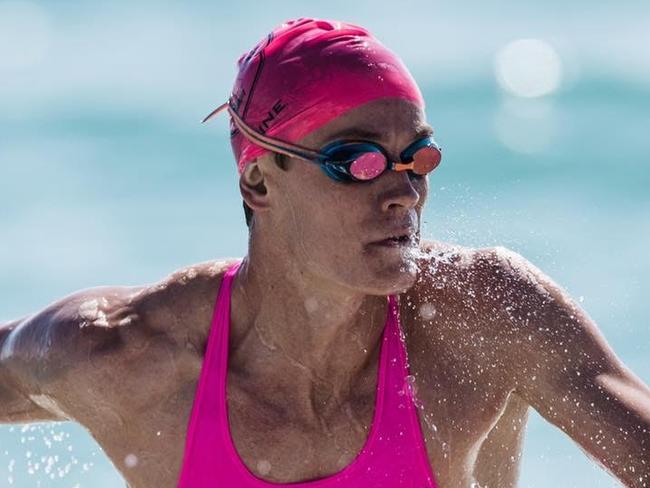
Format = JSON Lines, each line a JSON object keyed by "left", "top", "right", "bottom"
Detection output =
{"left": 0, "top": 286, "right": 142, "bottom": 423}
{"left": 485, "top": 247, "right": 650, "bottom": 487}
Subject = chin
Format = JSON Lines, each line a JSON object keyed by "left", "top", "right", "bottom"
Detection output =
{"left": 354, "top": 255, "right": 420, "bottom": 296}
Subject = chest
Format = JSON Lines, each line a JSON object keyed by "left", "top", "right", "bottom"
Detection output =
{"left": 98, "top": 303, "right": 517, "bottom": 488}
{"left": 217, "top": 349, "right": 513, "bottom": 487}
{"left": 406, "top": 334, "right": 515, "bottom": 482}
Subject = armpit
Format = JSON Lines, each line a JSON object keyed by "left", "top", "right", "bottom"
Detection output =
{"left": 472, "top": 391, "right": 530, "bottom": 488}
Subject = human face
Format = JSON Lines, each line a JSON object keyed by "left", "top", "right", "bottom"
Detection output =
{"left": 256, "top": 98, "right": 432, "bottom": 296}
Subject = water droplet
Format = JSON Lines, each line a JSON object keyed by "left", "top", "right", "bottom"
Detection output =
{"left": 124, "top": 454, "right": 138, "bottom": 468}
{"left": 304, "top": 297, "right": 319, "bottom": 314}
{"left": 256, "top": 459, "right": 272, "bottom": 475}
{"left": 419, "top": 302, "right": 436, "bottom": 320}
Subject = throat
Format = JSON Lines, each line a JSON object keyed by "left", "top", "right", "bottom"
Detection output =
{"left": 228, "top": 261, "right": 390, "bottom": 426}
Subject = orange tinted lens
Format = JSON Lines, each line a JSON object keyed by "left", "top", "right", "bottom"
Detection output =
{"left": 411, "top": 146, "right": 442, "bottom": 175}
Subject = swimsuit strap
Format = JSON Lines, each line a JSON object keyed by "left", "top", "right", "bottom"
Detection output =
{"left": 178, "top": 259, "right": 437, "bottom": 487}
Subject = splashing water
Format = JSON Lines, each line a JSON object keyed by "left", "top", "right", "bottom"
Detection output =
{"left": 1, "top": 423, "right": 97, "bottom": 486}
{"left": 404, "top": 374, "right": 424, "bottom": 410}
{"left": 404, "top": 243, "right": 463, "bottom": 282}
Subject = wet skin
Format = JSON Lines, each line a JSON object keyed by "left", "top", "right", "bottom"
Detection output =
{"left": 1, "top": 99, "right": 649, "bottom": 488}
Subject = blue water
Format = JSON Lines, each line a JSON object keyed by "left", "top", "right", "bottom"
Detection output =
{"left": 1, "top": 2, "right": 648, "bottom": 487}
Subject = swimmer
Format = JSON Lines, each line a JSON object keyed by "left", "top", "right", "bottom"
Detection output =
{"left": 1, "top": 18, "right": 649, "bottom": 488}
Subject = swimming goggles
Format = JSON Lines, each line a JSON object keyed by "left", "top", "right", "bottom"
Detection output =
{"left": 203, "top": 101, "right": 442, "bottom": 183}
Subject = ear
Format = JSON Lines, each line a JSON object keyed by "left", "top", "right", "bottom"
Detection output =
{"left": 239, "top": 160, "right": 271, "bottom": 212}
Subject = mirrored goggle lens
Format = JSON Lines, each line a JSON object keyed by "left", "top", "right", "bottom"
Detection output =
{"left": 349, "top": 152, "right": 387, "bottom": 180}
{"left": 410, "top": 145, "right": 442, "bottom": 175}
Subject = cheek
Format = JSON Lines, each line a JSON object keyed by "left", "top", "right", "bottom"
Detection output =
{"left": 413, "top": 176, "right": 429, "bottom": 207}
{"left": 285, "top": 181, "right": 370, "bottom": 251}
{"left": 278, "top": 170, "right": 342, "bottom": 231}
{"left": 403, "top": 177, "right": 428, "bottom": 230}
{"left": 416, "top": 173, "right": 429, "bottom": 193}
{"left": 279, "top": 161, "right": 381, "bottom": 233}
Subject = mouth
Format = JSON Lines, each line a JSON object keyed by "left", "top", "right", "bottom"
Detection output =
{"left": 369, "top": 233, "right": 415, "bottom": 247}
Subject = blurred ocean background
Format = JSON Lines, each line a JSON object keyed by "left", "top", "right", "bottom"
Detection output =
{"left": 0, "top": 1, "right": 648, "bottom": 486}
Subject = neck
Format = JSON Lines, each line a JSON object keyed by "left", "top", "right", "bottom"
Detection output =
{"left": 229, "top": 243, "right": 389, "bottom": 424}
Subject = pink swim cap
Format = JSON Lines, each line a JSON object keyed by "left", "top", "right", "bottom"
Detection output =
{"left": 208, "top": 18, "right": 425, "bottom": 175}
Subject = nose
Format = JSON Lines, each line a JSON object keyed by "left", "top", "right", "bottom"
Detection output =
{"left": 379, "top": 169, "right": 422, "bottom": 213}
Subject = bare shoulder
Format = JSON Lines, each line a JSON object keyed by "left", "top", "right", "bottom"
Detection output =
{"left": 66, "top": 257, "right": 241, "bottom": 367}
{"left": 2, "top": 259, "right": 237, "bottom": 363}
{"left": 414, "top": 240, "right": 531, "bottom": 277}
{"left": 1, "top": 258, "right": 239, "bottom": 421}
{"left": 411, "top": 241, "right": 553, "bottom": 310}
{"left": 404, "top": 242, "right": 557, "bottom": 377}
{"left": 127, "top": 258, "right": 240, "bottom": 342}
{"left": 410, "top": 241, "right": 595, "bottom": 371}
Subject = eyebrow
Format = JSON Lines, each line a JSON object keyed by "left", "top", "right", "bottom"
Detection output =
{"left": 325, "top": 124, "right": 434, "bottom": 143}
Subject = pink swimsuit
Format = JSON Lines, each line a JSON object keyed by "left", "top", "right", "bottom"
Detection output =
{"left": 177, "top": 260, "right": 437, "bottom": 487}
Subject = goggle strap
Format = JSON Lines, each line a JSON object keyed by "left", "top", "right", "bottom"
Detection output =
{"left": 203, "top": 100, "right": 323, "bottom": 162}
{"left": 230, "top": 113, "right": 314, "bottom": 161}
{"left": 201, "top": 102, "right": 229, "bottom": 124}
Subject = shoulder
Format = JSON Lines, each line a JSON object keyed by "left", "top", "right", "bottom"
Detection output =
{"left": 411, "top": 240, "right": 586, "bottom": 351}
{"left": 128, "top": 258, "right": 241, "bottom": 340}
{"left": 414, "top": 240, "right": 528, "bottom": 276}
{"left": 405, "top": 241, "right": 562, "bottom": 349}
{"left": 411, "top": 241, "right": 553, "bottom": 304}
{"left": 1, "top": 258, "right": 241, "bottom": 420}
{"left": 3, "top": 258, "right": 241, "bottom": 381}
{"left": 400, "top": 243, "right": 544, "bottom": 392}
